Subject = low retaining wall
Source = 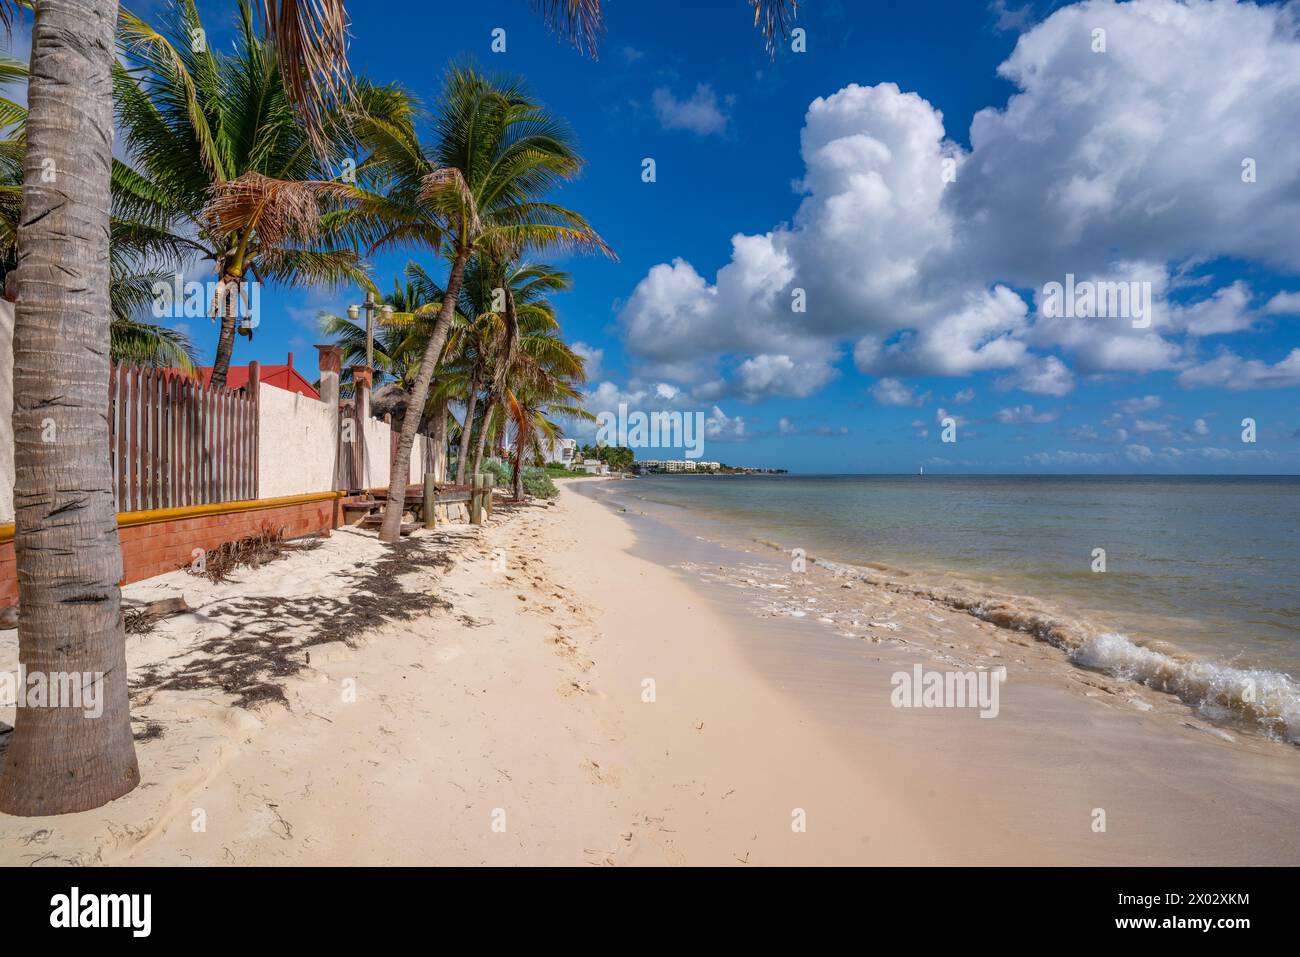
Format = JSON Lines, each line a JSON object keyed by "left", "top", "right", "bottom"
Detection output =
{"left": 433, "top": 501, "right": 471, "bottom": 524}
{"left": 0, "top": 491, "right": 344, "bottom": 608}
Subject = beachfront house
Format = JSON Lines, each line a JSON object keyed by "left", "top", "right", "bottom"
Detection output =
{"left": 547, "top": 437, "right": 578, "bottom": 468}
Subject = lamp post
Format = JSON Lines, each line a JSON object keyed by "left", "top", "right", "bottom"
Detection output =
{"left": 346, "top": 292, "right": 394, "bottom": 377}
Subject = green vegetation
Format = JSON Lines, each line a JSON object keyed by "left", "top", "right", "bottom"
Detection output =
{"left": 579, "top": 444, "right": 634, "bottom": 472}
{"left": 482, "top": 460, "right": 558, "bottom": 499}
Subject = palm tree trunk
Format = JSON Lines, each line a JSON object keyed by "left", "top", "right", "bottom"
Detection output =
{"left": 379, "top": 245, "right": 471, "bottom": 542}
{"left": 471, "top": 394, "right": 496, "bottom": 477}
{"left": 208, "top": 275, "right": 239, "bottom": 390}
{"left": 0, "top": 0, "right": 140, "bottom": 815}
{"left": 453, "top": 376, "right": 479, "bottom": 485}
{"left": 489, "top": 279, "right": 519, "bottom": 399}
{"left": 511, "top": 428, "right": 525, "bottom": 501}
{"left": 430, "top": 396, "right": 448, "bottom": 482}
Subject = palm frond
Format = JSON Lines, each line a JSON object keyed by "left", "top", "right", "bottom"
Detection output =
{"left": 529, "top": 0, "right": 605, "bottom": 57}
{"left": 751, "top": 0, "right": 799, "bottom": 51}
{"left": 258, "top": 0, "right": 352, "bottom": 154}
{"left": 110, "top": 317, "right": 200, "bottom": 370}
{"left": 204, "top": 170, "right": 352, "bottom": 247}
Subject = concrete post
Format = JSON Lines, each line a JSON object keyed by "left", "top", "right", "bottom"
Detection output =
{"left": 315, "top": 344, "right": 341, "bottom": 409}
{"left": 316, "top": 345, "right": 343, "bottom": 490}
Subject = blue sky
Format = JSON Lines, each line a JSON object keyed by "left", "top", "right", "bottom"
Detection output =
{"left": 45, "top": 0, "right": 1300, "bottom": 473}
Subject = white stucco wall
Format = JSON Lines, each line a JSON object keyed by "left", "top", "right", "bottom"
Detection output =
{"left": 256, "top": 383, "right": 339, "bottom": 499}
{"left": 252, "top": 384, "right": 433, "bottom": 498}
{"left": 359, "top": 411, "right": 391, "bottom": 490}
{"left": 356, "top": 414, "right": 429, "bottom": 490}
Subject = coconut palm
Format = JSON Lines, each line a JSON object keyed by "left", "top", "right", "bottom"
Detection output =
{"left": 357, "top": 65, "right": 612, "bottom": 541}
{"left": 321, "top": 269, "right": 442, "bottom": 394}
{"left": 528, "top": 1, "right": 799, "bottom": 55}
{"left": 112, "top": 0, "right": 374, "bottom": 389}
{"left": 503, "top": 374, "right": 592, "bottom": 502}
{"left": 475, "top": 268, "right": 580, "bottom": 478}
{"left": 0, "top": 0, "right": 144, "bottom": 815}
{"left": 108, "top": 316, "right": 200, "bottom": 370}
{"left": 322, "top": 263, "right": 468, "bottom": 478}
{"left": 441, "top": 257, "right": 571, "bottom": 483}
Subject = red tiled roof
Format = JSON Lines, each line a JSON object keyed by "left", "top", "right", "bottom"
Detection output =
{"left": 173, "top": 352, "right": 320, "bottom": 399}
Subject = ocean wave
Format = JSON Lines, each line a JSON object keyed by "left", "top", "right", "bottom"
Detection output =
{"left": 1072, "top": 632, "right": 1300, "bottom": 744}
{"left": 811, "top": 555, "right": 1300, "bottom": 745}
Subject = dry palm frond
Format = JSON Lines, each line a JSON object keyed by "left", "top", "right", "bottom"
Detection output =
{"left": 124, "top": 607, "right": 158, "bottom": 636}
{"left": 530, "top": 0, "right": 605, "bottom": 57}
{"left": 259, "top": 0, "right": 353, "bottom": 154}
{"left": 187, "top": 524, "right": 323, "bottom": 584}
{"left": 421, "top": 166, "right": 482, "bottom": 239}
{"left": 203, "top": 170, "right": 352, "bottom": 247}
{"left": 751, "top": 0, "right": 799, "bottom": 50}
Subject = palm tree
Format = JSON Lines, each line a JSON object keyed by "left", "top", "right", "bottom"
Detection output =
{"left": 503, "top": 373, "right": 592, "bottom": 502}
{"left": 528, "top": 1, "right": 800, "bottom": 55}
{"left": 364, "top": 65, "right": 612, "bottom": 541}
{"left": 113, "top": 0, "right": 373, "bottom": 389}
{"left": 108, "top": 317, "right": 200, "bottom": 370}
{"left": 474, "top": 264, "right": 577, "bottom": 478}
{"left": 442, "top": 257, "right": 572, "bottom": 483}
{"left": 0, "top": 0, "right": 143, "bottom": 815}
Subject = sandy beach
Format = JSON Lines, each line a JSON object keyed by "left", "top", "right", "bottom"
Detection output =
{"left": 1, "top": 476, "right": 1298, "bottom": 866}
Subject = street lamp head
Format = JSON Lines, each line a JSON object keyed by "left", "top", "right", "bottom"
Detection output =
{"left": 346, "top": 304, "right": 360, "bottom": 320}
{"left": 380, "top": 304, "right": 394, "bottom": 324}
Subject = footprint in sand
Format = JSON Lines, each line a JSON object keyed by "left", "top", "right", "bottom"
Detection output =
{"left": 558, "top": 679, "right": 589, "bottom": 698}
{"left": 580, "top": 758, "right": 622, "bottom": 788}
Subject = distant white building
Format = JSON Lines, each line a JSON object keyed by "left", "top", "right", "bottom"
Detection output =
{"left": 634, "top": 458, "right": 720, "bottom": 474}
{"left": 578, "top": 458, "right": 609, "bottom": 476}
{"left": 547, "top": 438, "right": 578, "bottom": 467}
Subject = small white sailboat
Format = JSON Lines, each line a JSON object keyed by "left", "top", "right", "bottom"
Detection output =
{"left": 919, "top": 465, "right": 924, "bottom": 477}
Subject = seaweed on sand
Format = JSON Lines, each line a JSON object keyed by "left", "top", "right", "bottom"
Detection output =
{"left": 187, "top": 524, "right": 324, "bottom": 584}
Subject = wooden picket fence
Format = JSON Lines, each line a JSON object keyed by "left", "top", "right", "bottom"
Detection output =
{"left": 108, "top": 363, "right": 259, "bottom": 512}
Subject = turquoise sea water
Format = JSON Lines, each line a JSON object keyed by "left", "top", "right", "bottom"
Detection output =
{"left": 610, "top": 474, "right": 1300, "bottom": 678}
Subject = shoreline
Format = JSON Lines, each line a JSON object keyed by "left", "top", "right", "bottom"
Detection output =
{"left": 1, "top": 477, "right": 1297, "bottom": 864}
{"left": 605, "top": 474, "right": 1300, "bottom": 745}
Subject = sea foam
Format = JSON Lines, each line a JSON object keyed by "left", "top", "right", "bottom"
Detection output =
{"left": 812, "top": 555, "right": 1300, "bottom": 745}
{"left": 1071, "top": 632, "right": 1300, "bottom": 744}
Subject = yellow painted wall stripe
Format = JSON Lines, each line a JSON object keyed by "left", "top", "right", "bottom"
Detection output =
{"left": 0, "top": 490, "right": 345, "bottom": 545}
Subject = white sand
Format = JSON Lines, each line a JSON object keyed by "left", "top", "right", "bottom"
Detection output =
{"left": 1, "top": 478, "right": 1297, "bottom": 865}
